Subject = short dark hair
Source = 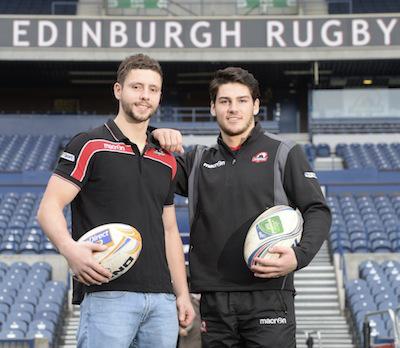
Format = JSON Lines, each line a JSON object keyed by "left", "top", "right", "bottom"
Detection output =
{"left": 117, "top": 54, "right": 163, "bottom": 85}
{"left": 209, "top": 67, "right": 260, "bottom": 103}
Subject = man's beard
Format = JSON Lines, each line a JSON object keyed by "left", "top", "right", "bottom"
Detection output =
{"left": 217, "top": 116, "right": 254, "bottom": 137}
{"left": 121, "top": 99, "right": 154, "bottom": 123}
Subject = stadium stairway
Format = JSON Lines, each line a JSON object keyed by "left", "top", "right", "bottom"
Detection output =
{"left": 58, "top": 304, "right": 79, "bottom": 348}
{"left": 295, "top": 242, "right": 355, "bottom": 348}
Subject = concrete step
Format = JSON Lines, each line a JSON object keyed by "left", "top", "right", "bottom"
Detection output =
{"left": 295, "top": 302, "right": 340, "bottom": 309}
{"left": 296, "top": 309, "right": 342, "bottom": 316}
{"left": 296, "top": 293, "right": 338, "bottom": 299}
{"left": 297, "top": 265, "right": 335, "bottom": 272}
{"left": 297, "top": 343, "right": 354, "bottom": 348}
{"left": 297, "top": 337, "right": 353, "bottom": 344}
{"left": 294, "top": 279, "right": 337, "bottom": 286}
{"left": 296, "top": 287, "right": 338, "bottom": 293}
{"left": 298, "top": 346, "right": 354, "bottom": 348}
{"left": 297, "top": 317, "right": 348, "bottom": 323}
{"left": 295, "top": 273, "right": 335, "bottom": 279}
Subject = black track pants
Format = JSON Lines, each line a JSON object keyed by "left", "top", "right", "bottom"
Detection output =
{"left": 200, "top": 290, "right": 296, "bottom": 348}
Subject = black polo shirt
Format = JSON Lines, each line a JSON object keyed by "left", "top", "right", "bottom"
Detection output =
{"left": 54, "top": 119, "right": 176, "bottom": 304}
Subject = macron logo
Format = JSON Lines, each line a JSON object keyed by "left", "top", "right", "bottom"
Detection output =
{"left": 104, "top": 143, "right": 126, "bottom": 152}
{"left": 203, "top": 161, "right": 225, "bottom": 169}
{"left": 259, "top": 317, "right": 287, "bottom": 325}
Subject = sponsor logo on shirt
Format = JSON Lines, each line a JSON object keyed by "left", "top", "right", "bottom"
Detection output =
{"left": 304, "top": 171, "right": 317, "bottom": 179}
{"left": 60, "top": 151, "right": 75, "bottom": 162}
{"left": 103, "top": 143, "right": 127, "bottom": 152}
{"left": 203, "top": 161, "right": 226, "bottom": 169}
{"left": 252, "top": 152, "right": 269, "bottom": 163}
{"left": 259, "top": 317, "right": 287, "bottom": 325}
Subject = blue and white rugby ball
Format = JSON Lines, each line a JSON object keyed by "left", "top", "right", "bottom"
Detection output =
{"left": 244, "top": 205, "right": 303, "bottom": 268}
{"left": 78, "top": 223, "right": 142, "bottom": 281}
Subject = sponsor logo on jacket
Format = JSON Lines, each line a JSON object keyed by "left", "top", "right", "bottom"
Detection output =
{"left": 252, "top": 152, "right": 269, "bottom": 163}
{"left": 203, "top": 161, "right": 225, "bottom": 169}
{"left": 304, "top": 171, "right": 317, "bottom": 179}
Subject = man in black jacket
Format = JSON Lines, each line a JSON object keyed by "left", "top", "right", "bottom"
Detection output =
{"left": 154, "top": 67, "right": 331, "bottom": 348}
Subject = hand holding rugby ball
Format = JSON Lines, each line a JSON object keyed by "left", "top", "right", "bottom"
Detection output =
{"left": 78, "top": 223, "right": 142, "bottom": 281}
{"left": 244, "top": 205, "right": 303, "bottom": 268}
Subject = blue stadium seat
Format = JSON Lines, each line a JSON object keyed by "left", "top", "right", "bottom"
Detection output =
{"left": 11, "top": 302, "right": 35, "bottom": 316}
{"left": 3, "top": 319, "right": 29, "bottom": 334}
{"left": 26, "top": 328, "right": 54, "bottom": 344}
{"left": 0, "top": 329, "right": 25, "bottom": 339}
{"left": 0, "top": 241, "right": 18, "bottom": 253}
{"left": 6, "top": 310, "right": 32, "bottom": 325}
{"left": 15, "top": 293, "right": 39, "bottom": 306}
{"left": 35, "top": 302, "right": 61, "bottom": 316}
{"left": 349, "top": 231, "right": 367, "bottom": 242}
{"left": 2, "top": 233, "right": 22, "bottom": 244}
{"left": 29, "top": 263, "right": 51, "bottom": 278}
{"left": 351, "top": 239, "right": 369, "bottom": 253}
{"left": 330, "top": 239, "right": 351, "bottom": 253}
{"left": 371, "top": 239, "right": 392, "bottom": 252}
{"left": 0, "top": 293, "right": 14, "bottom": 307}
{"left": 33, "top": 310, "right": 58, "bottom": 325}
{"left": 40, "top": 241, "right": 58, "bottom": 253}
{"left": 316, "top": 143, "right": 330, "bottom": 157}
{"left": 25, "top": 272, "right": 50, "bottom": 284}
{"left": 29, "top": 319, "right": 55, "bottom": 334}
{"left": 19, "top": 241, "right": 40, "bottom": 254}
{"left": 9, "top": 262, "right": 30, "bottom": 274}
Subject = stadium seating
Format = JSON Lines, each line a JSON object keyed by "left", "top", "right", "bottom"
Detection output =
{"left": 0, "top": 193, "right": 60, "bottom": 254}
{"left": 328, "top": 0, "right": 400, "bottom": 14}
{"left": 0, "top": 135, "right": 61, "bottom": 172}
{"left": 328, "top": 193, "right": 400, "bottom": 254}
{"left": 0, "top": 262, "right": 66, "bottom": 346}
{"left": 0, "top": 0, "right": 77, "bottom": 15}
{"left": 345, "top": 260, "right": 400, "bottom": 346}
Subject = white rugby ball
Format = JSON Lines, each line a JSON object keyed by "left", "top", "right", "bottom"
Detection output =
{"left": 244, "top": 205, "right": 303, "bottom": 268}
{"left": 78, "top": 223, "right": 142, "bottom": 281}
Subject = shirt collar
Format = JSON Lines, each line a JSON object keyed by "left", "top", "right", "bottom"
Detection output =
{"left": 105, "top": 119, "right": 158, "bottom": 148}
{"left": 217, "top": 122, "right": 263, "bottom": 149}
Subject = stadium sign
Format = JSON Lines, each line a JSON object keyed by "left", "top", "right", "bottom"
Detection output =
{"left": 1, "top": 15, "right": 400, "bottom": 61}
{"left": 1, "top": 16, "right": 399, "bottom": 48}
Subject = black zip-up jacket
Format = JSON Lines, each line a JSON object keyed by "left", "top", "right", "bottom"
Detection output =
{"left": 175, "top": 123, "right": 331, "bottom": 293}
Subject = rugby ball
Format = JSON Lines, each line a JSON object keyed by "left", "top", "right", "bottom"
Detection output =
{"left": 244, "top": 205, "right": 303, "bottom": 268}
{"left": 78, "top": 223, "right": 142, "bottom": 281}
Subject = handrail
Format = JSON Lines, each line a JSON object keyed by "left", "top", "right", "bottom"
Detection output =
{"left": 363, "top": 308, "right": 400, "bottom": 348}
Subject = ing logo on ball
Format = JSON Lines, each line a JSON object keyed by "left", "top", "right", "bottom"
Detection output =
{"left": 256, "top": 216, "right": 284, "bottom": 240}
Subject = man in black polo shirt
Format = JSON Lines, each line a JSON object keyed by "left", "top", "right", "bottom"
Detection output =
{"left": 37, "top": 54, "right": 195, "bottom": 348}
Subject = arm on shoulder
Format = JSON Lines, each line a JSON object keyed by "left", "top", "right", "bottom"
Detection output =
{"left": 151, "top": 128, "right": 184, "bottom": 154}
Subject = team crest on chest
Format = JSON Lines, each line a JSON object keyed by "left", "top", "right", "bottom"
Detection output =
{"left": 153, "top": 149, "right": 166, "bottom": 156}
{"left": 252, "top": 152, "right": 269, "bottom": 163}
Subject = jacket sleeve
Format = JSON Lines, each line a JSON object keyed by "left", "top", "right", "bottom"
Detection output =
{"left": 175, "top": 150, "right": 196, "bottom": 197}
{"left": 283, "top": 144, "right": 332, "bottom": 270}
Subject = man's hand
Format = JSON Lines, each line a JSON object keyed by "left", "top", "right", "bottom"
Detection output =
{"left": 152, "top": 128, "right": 184, "bottom": 154}
{"left": 176, "top": 294, "right": 196, "bottom": 329}
{"left": 251, "top": 246, "right": 298, "bottom": 278}
{"left": 61, "top": 240, "right": 112, "bottom": 286}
